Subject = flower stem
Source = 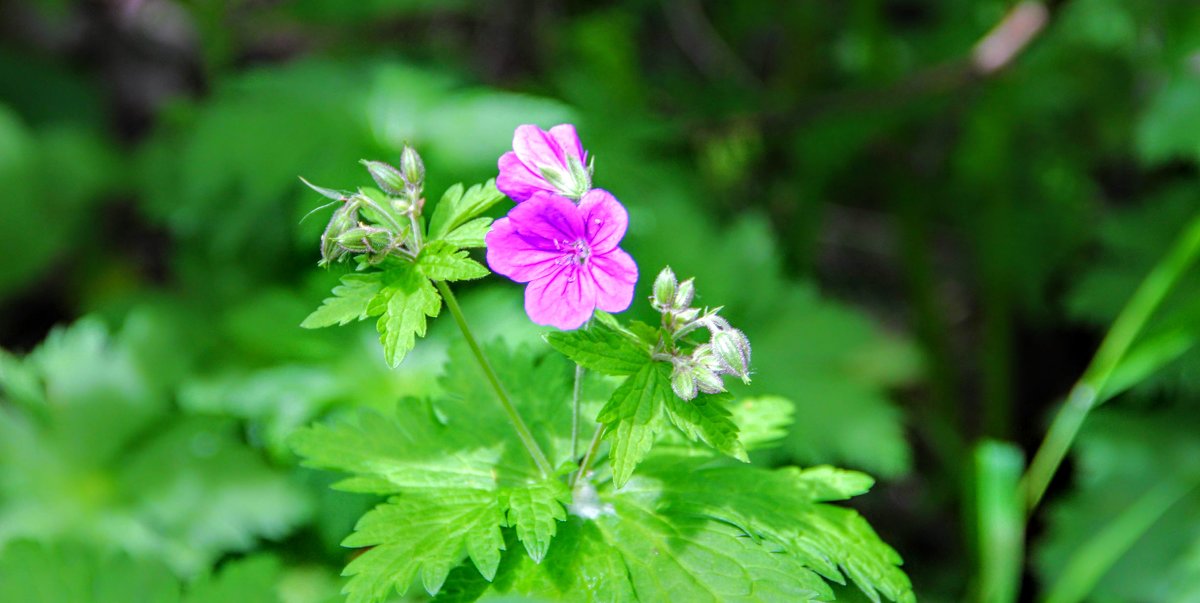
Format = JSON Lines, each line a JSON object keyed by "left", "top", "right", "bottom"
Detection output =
{"left": 570, "top": 423, "right": 607, "bottom": 488}
{"left": 435, "top": 280, "right": 554, "bottom": 477}
{"left": 1020, "top": 211, "right": 1200, "bottom": 512}
{"left": 571, "top": 364, "right": 585, "bottom": 460}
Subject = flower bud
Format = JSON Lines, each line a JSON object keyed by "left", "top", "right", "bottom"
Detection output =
{"left": 400, "top": 145, "right": 425, "bottom": 190}
{"left": 675, "top": 307, "right": 701, "bottom": 324}
{"left": 674, "top": 278, "right": 695, "bottom": 309}
{"left": 320, "top": 204, "right": 359, "bottom": 266}
{"left": 537, "top": 157, "right": 591, "bottom": 200}
{"left": 652, "top": 267, "right": 677, "bottom": 310}
{"left": 361, "top": 160, "right": 406, "bottom": 195}
{"left": 693, "top": 364, "right": 726, "bottom": 395}
{"left": 671, "top": 363, "right": 698, "bottom": 401}
{"left": 566, "top": 155, "right": 592, "bottom": 197}
{"left": 711, "top": 328, "right": 752, "bottom": 383}
{"left": 337, "top": 226, "right": 392, "bottom": 254}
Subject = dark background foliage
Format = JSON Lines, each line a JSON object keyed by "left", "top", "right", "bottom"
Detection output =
{"left": 2, "top": 0, "right": 1200, "bottom": 600}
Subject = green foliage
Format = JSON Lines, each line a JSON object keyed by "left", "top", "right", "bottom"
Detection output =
{"left": 0, "top": 541, "right": 284, "bottom": 603}
{"left": 301, "top": 273, "right": 384, "bottom": 328}
{"left": 0, "top": 103, "right": 120, "bottom": 296}
{"left": 0, "top": 319, "right": 310, "bottom": 575}
{"left": 300, "top": 178, "right": 507, "bottom": 367}
{"left": 596, "top": 361, "right": 674, "bottom": 488}
{"left": 373, "top": 264, "right": 442, "bottom": 367}
{"left": 417, "top": 241, "right": 490, "bottom": 282}
{"left": 291, "top": 339, "right": 913, "bottom": 603}
{"left": 341, "top": 490, "right": 505, "bottom": 601}
{"left": 1035, "top": 409, "right": 1200, "bottom": 603}
{"left": 546, "top": 319, "right": 651, "bottom": 376}
{"left": 663, "top": 392, "right": 748, "bottom": 462}
{"left": 427, "top": 181, "right": 507, "bottom": 242}
{"left": 1067, "top": 187, "right": 1200, "bottom": 397}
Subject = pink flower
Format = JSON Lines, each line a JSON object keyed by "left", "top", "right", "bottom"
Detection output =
{"left": 486, "top": 189, "right": 638, "bottom": 330}
{"left": 497, "top": 124, "right": 592, "bottom": 202}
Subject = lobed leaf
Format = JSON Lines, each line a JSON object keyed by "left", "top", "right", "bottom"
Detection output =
{"left": 440, "top": 217, "right": 492, "bottom": 248}
{"left": 504, "top": 479, "right": 571, "bottom": 563}
{"left": 372, "top": 265, "right": 442, "bottom": 367}
{"left": 428, "top": 180, "right": 506, "bottom": 241}
{"left": 417, "top": 240, "right": 490, "bottom": 282}
{"left": 663, "top": 392, "right": 748, "bottom": 462}
{"left": 545, "top": 320, "right": 650, "bottom": 376}
{"left": 597, "top": 361, "right": 672, "bottom": 487}
{"left": 301, "top": 272, "right": 384, "bottom": 328}
{"left": 728, "top": 396, "right": 795, "bottom": 451}
{"left": 342, "top": 490, "right": 505, "bottom": 602}
{"left": 627, "top": 455, "right": 913, "bottom": 603}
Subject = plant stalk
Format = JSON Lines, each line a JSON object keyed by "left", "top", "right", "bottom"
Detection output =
{"left": 571, "top": 364, "right": 585, "bottom": 461}
{"left": 571, "top": 423, "right": 607, "bottom": 488}
{"left": 435, "top": 280, "right": 554, "bottom": 477}
{"left": 1021, "top": 212, "right": 1200, "bottom": 512}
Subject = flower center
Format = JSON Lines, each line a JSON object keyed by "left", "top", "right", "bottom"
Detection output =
{"left": 553, "top": 238, "right": 591, "bottom": 267}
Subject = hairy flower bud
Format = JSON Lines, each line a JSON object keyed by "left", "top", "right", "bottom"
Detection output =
{"left": 361, "top": 160, "right": 406, "bottom": 195}
{"left": 653, "top": 267, "right": 678, "bottom": 311}
{"left": 671, "top": 362, "right": 699, "bottom": 401}
{"left": 712, "top": 328, "right": 752, "bottom": 383}
{"left": 693, "top": 364, "right": 726, "bottom": 394}
{"left": 337, "top": 226, "right": 392, "bottom": 254}
{"left": 400, "top": 145, "right": 425, "bottom": 191}
{"left": 674, "top": 278, "right": 695, "bottom": 309}
{"left": 320, "top": 204, "right": 359, "bottom": 266}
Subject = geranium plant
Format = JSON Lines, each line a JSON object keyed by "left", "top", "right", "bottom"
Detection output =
{"left": 292, "top": 124, "right": 916, "bottom": 603}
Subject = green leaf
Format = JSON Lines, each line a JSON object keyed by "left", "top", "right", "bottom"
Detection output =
{"left": 341, "top": 490, "right": 505, "bottom": 601}
{"left": 0, "top": 541, "right": 283, "bottom": 603}
{"left": 1036, "top": 409, "right": 1200, "bottom": 603}
{"left": 504, "top": 478, "right": 571, "bottom": 563}
{"left": 729, "top": 396, "right": 794, "bottom": 451}
{"left": 427, "top": 180, "right": 506, "bottom": 241}
{"left": 417, "top": 240, "right": 490, "bottom": 282}
{"left": 184, "top": 556, "right": 283, "bottom": 603}
{"left": 441, "top": 217, "right": 492, "bottom": 248}
{"left": 301, "top": 273, "right": 384, "bottom": 328}
{"left": 372, "top": 265, "right": 442, "bottom": 367}
{"left": 434, "top": 520, "right": 636, "bottom": 603}
{"left": 437, "top": 340, "right": 581, "bottom": 470}
{"left": 545, "top": 320, "right": 650, "bottom": 376}
{"left": 0, "top": 541, "right": 180, "bottom": 603}
{"left": 289, "top": 406, "right": 502, "bottom": 495}
{"left": 627, "top": 455, "right": 914, "bottom": 603}
{"left": 597, "top": 498, "right": 833, "bottom": 602}
{"left": 663, "top": 392, "right": 748, "bottom": 462}
{"left": 0, "top": 319, "right": 310, "bottom": 576}
{"left": 597, "top": 361, "right": 672, "bottom": 488}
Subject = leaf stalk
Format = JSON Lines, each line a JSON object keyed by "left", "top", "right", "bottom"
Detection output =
{"left": 435, "top": 280, "right": 554, "bottom": 477}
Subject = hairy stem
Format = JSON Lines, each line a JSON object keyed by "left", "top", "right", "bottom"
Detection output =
{"left": 571, "top": 423, "right": 607, "bottom": 488}
{"left": 1021, "top": 212, "right": 1200, "bottom": 512}
{"left": 571, "top": 363, "right": 585, "bottom": 461}
{"left": 435, "top": 280, "right": 554, "bottom": 477}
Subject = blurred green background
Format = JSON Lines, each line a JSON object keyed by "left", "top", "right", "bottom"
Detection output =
{"left": 3, "top": 0, "right": 1200, "bottom": 601}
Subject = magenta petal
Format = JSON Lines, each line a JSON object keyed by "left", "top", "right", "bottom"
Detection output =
{"left": 508, "top": 192, "right": 584, "bottom": 243}
{"left": 512, "top": 125, "right": 566, "bottom": 173}
{"left": 496, "top": 151, "right": 550, "bottom": 202}
{"left": 548, "top": 124, "right": 585, "bottom": 163}
{"left": 577, "top": 189, "right": 628, "bottom": 253}
{"left": 485, "top": 216, "right": 562, "bottom": 283}
{"left": 589, "top": 249, "right": 637, "bottom": 313}
{"left": 524, "top": 266, "right": 597, "bottom": 330}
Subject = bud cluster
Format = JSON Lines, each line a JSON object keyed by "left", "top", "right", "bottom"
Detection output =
{"left": 304, "top": 145, "right": 427, "bottom": 266}
{"left": 651, "top": 267, "right": 753, "bottom": 401}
